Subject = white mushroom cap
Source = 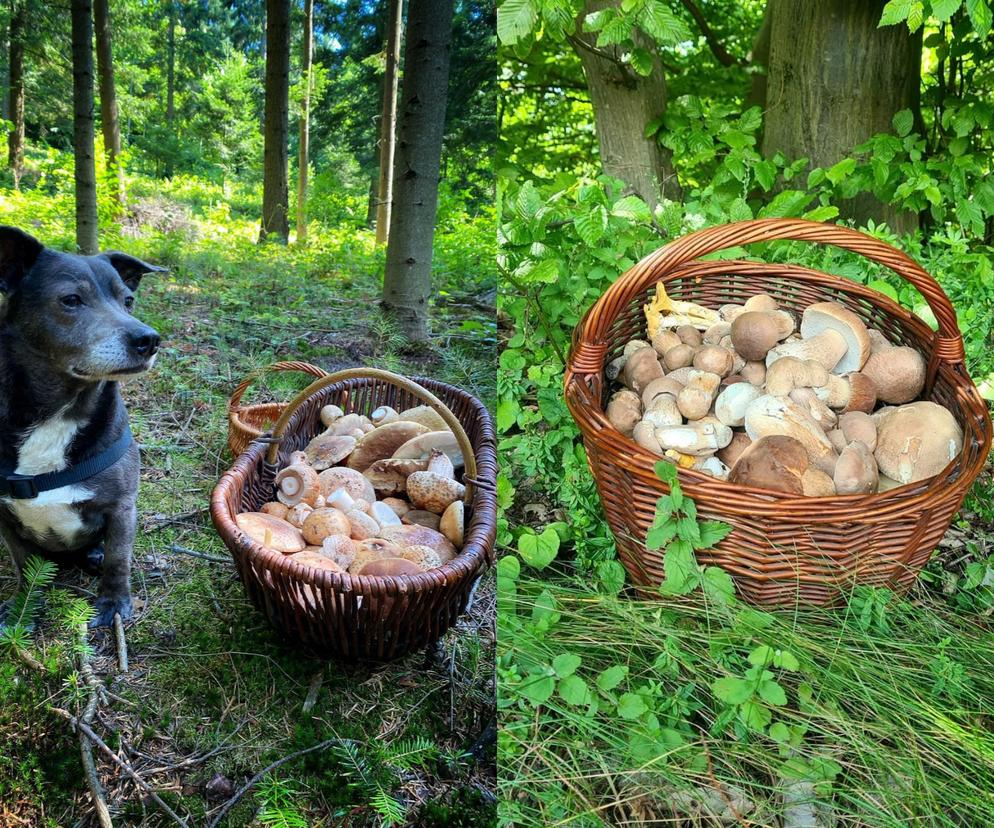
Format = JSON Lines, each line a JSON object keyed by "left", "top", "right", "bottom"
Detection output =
{"left": 799, "top": 302, "right": 871, "bottom": 374}
{"left": 714, "top": 382, "right": 762, "bottom": 427}
{"left": 874, "top": 401, "right": 963, "bottom": 484}
{"left": 744, "top": 394, "right": 838, "bottom": 474}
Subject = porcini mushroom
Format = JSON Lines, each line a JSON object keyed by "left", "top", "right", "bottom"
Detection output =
{"left": 834, "top": 441, "right": 878, "bottom": 495}
{"left": 440, "top": 500, "right": 464, "bottom": 547}
{"left": 624, "top": 346, "right": 665, "bottom": 391}
{"left": 318, "top": 467, "right": 376, "bottom": 503}
{"left": 764, "top": 357, "right": 829, "bottom": 397}
{"left": 860, "top": 345, "right": 926, "bottom": 405}
{"left": 813, "top": 372, "right": 878, "bottom": 413}
{"left": 874, "top": 401, "right": 963, "bottom": 484}
{"left": 632, "top": 421, "right": 663, "bottom": 454}
{"left": 654, "top": 420, "right": 733, "bottom": 455}
{"left": 651, "top": 329, "right": 682, "bottom": 356}
{"left": 731, "top": 311, "right": 794, "bottom": 361}
{"left": 642, "top": 393, "right": 682, "bottom": 430}
{"left": 380, "top": 524, "right": 457, "bottom": 562}
{"left": 795, "top": 301, "right": 871, "bottom": 373}
{"left": 370, "top": 406, "right": 399, "bottom": 426}
{"left": 607, "top": 389, "right": 642, "bottom": 436}
{"left": 693, "top": 345, "right": 735, "bottom": 378}
{"left": 407, "top": 471, "right": 466, "bottom": 514}
{"left": 402, "top": 509, "right": 442, "bottom": 530}
{"left": 260, "top": 501, "right": 290, "bottom": 520}
{"left": 744, "top": 395, "right": 838, "bottom": 474}
{"left": 320, "top": 404, "right": 345, "bottom": 428}
{"left": 304, "top": 434, "right": 356, "bottom": 471}
{"left": 398, "top": 545, "right": 443, "bottom": 571}
{"left": 357, "top": 557, "right": 422, "bottom": 577}
{"left": 714, "top": 383, "right": 762, "bottom": 427}
{"left": 838, "top": 411, "right": 877, "bottom": 453}
{"left": 729, "top": 435, "right": 809, "bottom": 494}
{"left": 676, "top": 370, "right": 721, "bottom": 420}
{"left": 362, "top": 457, "right": 429, "bottom": 494}
{"left": 663, "top": 343, "right": 697, "bottom": 372}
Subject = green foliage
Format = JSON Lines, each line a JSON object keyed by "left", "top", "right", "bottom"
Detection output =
{"left": 0, "top": 556, "right": 57, "bottom": 651}
{"left": 256, "top": 774, "right": 310, "bottom": 828}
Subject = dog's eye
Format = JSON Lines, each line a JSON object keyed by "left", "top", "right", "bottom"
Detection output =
{"left": 60, "top": 294, "right": 83, "bottom": 308}
{"left": 124, "top": 296, "right": 135, "bottom": 310}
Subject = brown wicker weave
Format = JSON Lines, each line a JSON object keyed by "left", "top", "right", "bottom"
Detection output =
{"left": 211, "top": 368, "right": 497, "bottom": 660}
{"left": 564, "top": 219, "right": 992, "bottom": 606}
{"left": 227, "top": 361, "right": 328, "bottom": 456}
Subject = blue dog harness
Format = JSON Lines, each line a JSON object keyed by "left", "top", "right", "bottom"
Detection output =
{"left": 0, "top": 425, "right": 134, "bottom": 499}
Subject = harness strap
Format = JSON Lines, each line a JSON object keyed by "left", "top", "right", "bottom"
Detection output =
{"left": 0, "top": 425, "right": 134, "bottom": 499}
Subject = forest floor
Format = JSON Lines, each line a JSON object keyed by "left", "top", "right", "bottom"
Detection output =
{"left": 0, "top": 172, "right": 497, "bottom": 827}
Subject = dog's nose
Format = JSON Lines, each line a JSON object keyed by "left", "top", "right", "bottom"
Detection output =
{"left": 129, "top": 329, "right": 160, "bottom": 357}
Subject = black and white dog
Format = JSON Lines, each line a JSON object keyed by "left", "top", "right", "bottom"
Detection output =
{"left": 0, "top": 226, "right": 165, "bottom": 628}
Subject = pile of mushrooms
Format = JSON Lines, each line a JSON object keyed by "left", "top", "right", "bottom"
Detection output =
{"left": 605, "top": 284, "right": 964, "bottom": 496}
{"left": 234, "top": 403, "right": 466, "bottom": 577}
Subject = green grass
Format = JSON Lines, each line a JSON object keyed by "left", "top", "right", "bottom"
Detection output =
{"left": 0, "top": 150, "right": 496, "bottom": 826}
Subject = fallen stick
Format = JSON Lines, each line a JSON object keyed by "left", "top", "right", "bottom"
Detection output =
{"left": 113, "top": 613, "right": 128, "bottom": 673}
{"left": 169, "top": 544, "right": 231, "bottom": 564}
{"left": 53, "top": 707, "right": 190, "bottom": 828}
{"left": 77, "top": 623, "right": 113, "bottom": 828}
{"left": 206, "top": 738, "right": 345, "bottom": 828}
{"left": 301, "top": 669, "right": 324, "bottom": 714}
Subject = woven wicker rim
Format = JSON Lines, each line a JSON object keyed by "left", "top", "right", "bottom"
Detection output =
{"left": 227, "top": 369, "right": 487, "bottom": 596}
{"left": 565, "top": 218, "right": 992, "bottom": 511}
{"left": 228, "top": 361, "right": 328, "bottom": 446}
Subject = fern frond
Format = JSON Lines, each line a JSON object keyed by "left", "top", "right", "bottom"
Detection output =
{"left": 381, "top": 736, "right": 438, "bottom": 770}
{"left": 370, "top": 785, "right": 405, "bottom": 827}
{"left": 1, "top": 555, "right": 56, "bottom": 640}
{"left": 331, "top": 740, "right": 376, "bottom": 794}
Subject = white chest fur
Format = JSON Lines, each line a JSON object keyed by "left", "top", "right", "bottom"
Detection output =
{"left": 4, "top": 408, "right": 91, "bottom": 546}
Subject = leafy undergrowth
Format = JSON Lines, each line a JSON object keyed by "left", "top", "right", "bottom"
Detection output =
{"left": 0, "top": 155, "right": 496, "bottom": 827}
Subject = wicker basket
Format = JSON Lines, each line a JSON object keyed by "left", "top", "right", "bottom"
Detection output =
{"left": 211, "top": 368, "right": 497, "bottom": 660}
{"left": 227, "top": 361, "right": 328, "bottom": 457}
{"left": 564, "top": 219, "right": 992, "bottom": 606}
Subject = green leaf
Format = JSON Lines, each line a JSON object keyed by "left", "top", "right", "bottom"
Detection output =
{"left": 879, "top": 0, "right": 912, "bottom": 26}
{"left": 553, "top": 653, "right": 582, "bottom": 678}
{"left": 558, "top": 674, "right": 591, "bottom": 706}
{"left": 906, "top": 0, "right": 925, "bottom": 30}
{"left": 892, "top": 108, "right": 914, "bottom": 137}
{"left": 654, "top": 459, "right": 678, "bottom": 483}
{"left": 957, "top": 198, "right": 985, "bottom": 235}
{"left": 867, "top": 279, "right": 899, "bottom": 301}
{"left": 748, "top": 645, "right": 776, "bottom": 666}
{"left": 628, "top": 47, "right": 654, "bottom": 76}
{"left": 611, "top": 195, "right": 652, "bottom": 222}
{"left": 932, "top": 0, "right": 960, "bottom": 19}
{"left": 662, "top": 539, "right": 698, "bottom": 594}
{"left": 596, "top": 559, "right": 627, "bottom": 594}
{"left": 753, "top": 159, "right": 776, "bottom": 191}
{"left": 497, "top": 555, "right": 521, "bottom": 581}
{"left": 967, "top": 0, "right": 993, "bottom": 34}
{"left": 769, "top": 722, "right": 791, "bottom": 743}
{"left": 646, "top": 520, "right": 677, "bottom": 551}
{"left": 759, "top": 190, "right": 813, "bottom": 218}
{"left": 574, "top": 205, "right": 608, "bottom": 246}
{"left": 597, "top": 665, "right": 628, "bottom": 691}
{"left": 617, "top": 692, "right": 648, "bottom": 720}
{"left": 698, "top": 521, "right": 733, "bottom": 549}
{"left": 496, "top": 398, "right": 519, "bottom": 431}
{"left": 531, "top": 589, "right": 560, "bottom": 625}
{"left": 497, "top": 0, "right": 537, "bottom": 44}
{"left": 825, "top": 157, "right": 856, "bottom": 184}
{"left": 759, "top": 680, "right": 788, "bottom": 706}
{"left": 518, "top": 526, "right": 560, "bottom": 570}
{"left": 639, "top": 0, "right": 691, "bottom": 43}
{"left": 515, "top": 180, "right": 543, "bottom": 220}
{"left": 776, "top": 650, "right": 801, "bottom": 671}
{"left": 702, "top": 566, "right": 736, "bottom": 605}
{"left": 738, "top": 699, "right": 772, "bottom": 730}
{"left": 519, "top": 671, "right": 556, "bottom": 705}
{"left": 713, "top": 676, "right": 753, "bottom": 704}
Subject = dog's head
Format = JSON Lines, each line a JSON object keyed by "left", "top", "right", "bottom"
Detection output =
{"left": 0, "top": 225, "right": 167, "bottom": 382}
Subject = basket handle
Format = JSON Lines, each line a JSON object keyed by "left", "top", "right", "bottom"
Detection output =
{"left": 264, "top": 368, "right": 477, "bottom": 504}
{"left": 228, "top": 361, "right": 328, "bottom": 411}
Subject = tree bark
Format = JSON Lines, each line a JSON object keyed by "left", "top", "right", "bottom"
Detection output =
{"left": 381, "top": 0, "right": 454, "bottom": 341}
{"left": 94, "top": 0, "right": 125, "bottom": 206}
{"left": 166, "top": 1, "right": 175, "bottom": 126}
{"left": 71, "top": 0, "right": 99, "bottom": 254}
{"left": 744, "top": 0, "right": 771, "bottom": 111}
{"left": 762, "top": 0, "right": 921, "bottom": 231}
{"left": 375, "top": 0, "right": 403, "bottom": 245}
{"left": 7, "top": 3, "right": 25, "bottom": 189}
{"left": 571, "top": 0, "right": 680, "bottom": 211}
{"left": 295, "top": 0, "right": 313, "bottom": 242}
{"left": 260, "top": 0, "right": 290, "bottom": 243}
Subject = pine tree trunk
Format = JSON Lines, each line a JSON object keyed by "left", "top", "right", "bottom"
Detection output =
{"left": 71, "top": 0, "right": 99, "bottom": 254}
{"left": 295, "top": 0, "right": 313, "bottom": 242}
{"left": 375, "top": 0, "right": 403, "bottom": 245}
{"left": 166, "top": 2, "right": 175, "bottom": 126}
{"left": 260, "top": 0, "right": 290, "bottom": 243}
{"left": 381, "top": 0, "right": 454, "bottom": 341}
{"left": 7, "top": 3, "right": 25, "bottom": 189}
{"left": 762, "top": 0, "right": 922, "bottom": 231}
{"left": 94, "top": 0, "right": 125, "bottom": 206}
{"left": 573, "top": 0, "right": 680, "bottom": 211}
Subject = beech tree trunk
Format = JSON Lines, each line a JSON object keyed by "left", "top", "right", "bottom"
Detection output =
{"left": 71, "top": 0, "right": 99, "bottom": 254}
{"left": 382, "top": 0, "right": 454, "bottom": 341}
{"left": 260, "top": 0, "right": 290, "bottom": 243}
{"left": 295, "top": 0, "right": 313, "bottom": 242}
{"left": 375, "top": 0, "right": 403, "bottom": 245}
{"left": 745, "top": 1, "right": 772, "bottom": 111}
{"left": 762, "top": 0, "right": 921, "bottom": 231}
{"left": 7, "top": 3, "right": 25, "bottom": 189}
{"left": 573, "top": 0, "right": 680, "bottom": 211}
{"left": 94, "top": 0, "right": 125, "bottom": 205}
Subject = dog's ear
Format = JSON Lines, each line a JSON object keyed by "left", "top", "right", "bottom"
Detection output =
{"left": 0, "top": 225, "right": 44, "bottom": 293}
{"left": 102, "top": 252, "right": 169, "bottom": 291}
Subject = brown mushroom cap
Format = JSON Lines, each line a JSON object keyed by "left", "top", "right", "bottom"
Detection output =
{"left": 380, "top": 524, "right": 457, "bottom": 562}
{"left": 676, "top": 325, "right": 703, "bottom": 346}
{"left": 729, "top": 435, "right": 810, "bottom": 494}
{"left": 838, "top": 411, "right": 877, "bottom": 453}
{"left": 744, "top": 293, "right": 779, "bottom": 313}
{"left": 303, "top": 434, "right": 356, "bottom": 471}
{"left": 326, "top": 413, "right": 370, "bottom": 437}
{"left": 607, "top": 389, "right": 642, "bottom": 437}
{"left": 301, "top": 507, "right": 352, "bottom": 545}
{"left": 235, "top": 512, "right": 306, "bottom": 553}
{"left": 693, "top": 345, "right": 735, "bottom": 378}
{"left": 641, "top": 376, "right": 684, "bottom": 407}
{"left": 318, "top": 467, "right": 376, "bottom": 503}
{"left": 799, "top": 302, "right": 871, "bottom": 374}
{"left": 321, "top": 534, "right": 358, "bottom": 569}
{"left": 801, "top": 467, "right": 836, "bottom": 497}
{"left": 259, "top": 501, "right": 290, "bottom": 520}
{"left": 834, "top": 441, "right": 878, "bottom": 495}
{"left": 765, "top": 357, "right": 829, "bottom": 397}
{"left": 396, "top": 405, "right": 451, "bottom": 432}
{"left": 622, "top": 346, "right": 665, "bottom": 391}
{"left": 402, "top": 509, "right": 442, "bottom": 530}
{"left": 439, "top": 500, "right": 464, "bottom": 548}
{"left": 651, "top": 329, "right": 682, "bottom": 356}
{"left": 320, "top": 404, "right": 345, "bottom": 428}
{"left": 632, "top": 421, "right": 663, "bottom": 454}
{"left": 743, "top": 394, "right": 838, "bottom": 474}
{"left": 347, "top": 421, "right": 430, "bottom": 471}
{"left": 740, "top": 361, "right": 766, "bottom": 386}
{"left": 275, "top": 463, "right": 322, "bottom": 506}
{"left": 397, "top": 545, "right": 443, "bottom": 570}
{"left": 357, "top": 557, "right": 423, "bottom": 577}
{"left": 663, "top": 344, "right": 696, "bottom": 371}
{"left": 289, "top": 550, "right": 345, "bottom": 574}
{"left": 874, "top": 401, "right": 963, "bottom": 484}
{"left": 860, "top": 346, "right": 926, "bottom": 405}
{"left": 407, "top": 471, "right": 466, "bottom": 514}
{"left": 731, "top": 312, "right": 786, "bottom": 361}
{"left": 717, "top": 431, "right": 752, "bottom": 468}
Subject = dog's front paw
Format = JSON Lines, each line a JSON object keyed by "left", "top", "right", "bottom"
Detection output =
{"left": 89, "top": 595, "right": 133, "bottom": 628}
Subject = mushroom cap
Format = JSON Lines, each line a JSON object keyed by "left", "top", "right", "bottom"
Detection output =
{"left": 304, "top": 434, "right": 356, "bottom": 470}
{"left": 397, "top": 545, "right": 443, "bottom": 570}
{"left": 663, "top": 344, "right": 696, "bottom": 372}
{"left": 764, "top": 357, "right": 828, "bottom": 397}
{"left": 396, "top": 405, "right": 451, "bottom": 432}
{"left": 744, "top": 395, "right": 838, "bottom": 474}
{"left": 729, "top": 435, "right": 810, "bottom": 494}
{"left": 838, "top": 411, "right": 877, "bottom": 453}
{"left": 632, "top": 420, "right": 663, "bottom": 454}
{"left": 651, "top": 329, "right": 682, "bottom": 356}
{"left": 624, "top": 339, "right": 652, "bottom": 356}
{"left": 285, "top": 502, "right": 313, "bottom": 528}
{"left": 714, "top": 383, "right": 762, "bottom": 427}
{"left": 326, "top": 413, "right": 369, "bottom": 436}
{"left": 439, "top": 500, "right": 464, "bottom": 548}
{"left": 789, "top": 388, "right": 838, "bottom": 431}
{"left": 834, "top": 441, "right": 878, "bottom": 495}
{"left": 301, "top": 507, "right": 352, "bottom": 544}
{"left": 275, "top": 462, "right": 322, "bottom": 507}
{"left": 370, "top": 405, "right": 399, "bottom": 426}
{"left": 719, "top": 303, "right": 746, "bottom": 321}
{"left": 703, "top": 321, "right": 732, "bottom": 345}
{"left": 402, "top": 509, "right": 442, "bottom": 531}
{"left": 675, "top": 325, "right": 703, "bottom": 346}
{"left": 623, "top": 346, "right": 666, "bottom": 391}
{"left": 379, "top": 524, "right": 457, "bottom": 561}
{"left": 407, "top": 471, "right": 466, "bottom": 514}
{"left": 289, "top": 550, "right": 345, "bottom": 574}
{"left": 320, "top": 534, "right": 357, "bottom": 569}
{"left": 799, "top": 302, "right": 871, "bottom": 374}
{"left": 347, "top": 421, "right": 429, "bottom": 471}
{"left": 357, "top": 557, "right": 423, "bottom": 577}
{"left": 235, "top": 512, "right": 306, "bottom": 553}
{"left": 362, "top": 457, "right": 429, "bottom": 495}
{"left": 860, "top": 346, "right": 926, "bottom": 405}
{"left": 607, "top": 389, "right": 642, "bottom": 437}
{"left": 320, "top": 404, "right": 345, "bottom": 428}
{"left": 744, "top": 293, "right": 779, "bottom": 313}
{"left": 841, "top": 372, "right": 878, "bottom": 413}
{"left": 874, "top": 401, "right": 963, "bottom": 484}
{"left": 318, "top": 467, "right": 376, "bottom": 503}
{"left": 730, "top": 312, "right": 785, "bottom": 361}
{"left": 642, "top": 393, "right": 682, "bottom": 429}
{"left": 740, "top": 361, "right": 766, "bottom": 386}
{"left": 427, "top": 449, "right": 456, "bottom": 479}
{"left": 693, "top": 345, "right": 735, "bottom": 378}
{"left": 717, "top": 431, "right": 752, "bottom": 468}
{"left": 259, "top": 501, "right": 290, "bottom": 520}
{"left": 380, "top": 497, "right": 411, "bottom": 518}
{"left": 801, "top": 468, "right": 836, "bottom": 497}
{"left": 641, "top": 376, "right": 685, "bottom": 407}
{"left": 392, "top": 431, "right": 464, "bottom": 469}
{"left": 654, "top": 421, "right": 732, "bottom": 455}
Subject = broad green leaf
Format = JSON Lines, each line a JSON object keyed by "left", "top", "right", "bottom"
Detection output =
{"left": 768, "top": 722, "right": 791, "bottom": 743}
{"left": 574, "top": 205, "right": 608, "bottom": 246}
{"left": 759, "top": 190, "right": 813, "bottom": 218}
{"left": 712, "top": 676, "right": 753, "bottom": 704}
{"left": 892, "top": 108, "right": 914, "bottom": 137}
{"left": 698, "top": 520, "right": 733, "bottom": 549}
{"left": 497, "top": 555, "right": 521, "bottom": 581}
{"left": 906, "top": 0, "right": 925, "bottom": 30}
{"left": 646, "top": 520, "right": 677, "bottom": 551}
{"left": 759, "top": 680, "right": 788, "bottom": 706}
{"left": 531, "top": 589, "right": 560, "bottom": 625}
{"left": 496, "top": 398, "right": 519, "bottom": 431}
{"left": 748, "top": 645, "right": 776, "bottom": 666}
{"left": 558, "top": 674, "right": 591, "bottom": 706}
{"left": 611, "top": 195, "right": 652, "bottom": 222}
{"left": 738, "top": 699, "right": 772, "bottom": 730}
{"left": 932, "top": 0, "right": 960, "bottom": 19}
{"left": 553, "top": 653, "right": 582, "bottom": 678}
{"left": 597, "top": 665, "right": 628, "bottom": 691}
{"left": 879, "top": 0, "right": 913, "bottom": 27}
{"left": 662, "top": 539, "right": 698, "bottom": 594}
{"left": 825, "top": 157, "right": 856, "bottom": 184}
{"left": 628, "top": 47, "right": 654, "bottom": 76}
{"left": 497, "top": 0, "right": 537, "bottom": 44}
{"left": 753, "top": 159, "right": 777, "bottom": 191}
{"left": 654, "top": 459, "right": 678, "bottom": 483}
{"left": 867, "top": 279, "right": 899, "bottom": 301}
{"left": 597, "top": 560, "right": 627, "bottom": 594}
{"left": 617, "top": 692, "right": 648, "bottom": 720}
{"left": 967, "top": 0, "right": 993, "bottom": 34}
{"left": 702, "top": 566, "right": 736, "bottom": 605}
{"left": 640, "top": 1, "right": 690, "bottom": 43}
{"left": 518, "top": 527, "right": 560, "bottom": 570}
{"left": 776, "top": 650, "right": 801, "bottom": 671}
{"left": 519, "top": 670, "right": 555, "bottom": 705}
{"left": 515, "top": 180, "right": 543, "bottom": 219}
